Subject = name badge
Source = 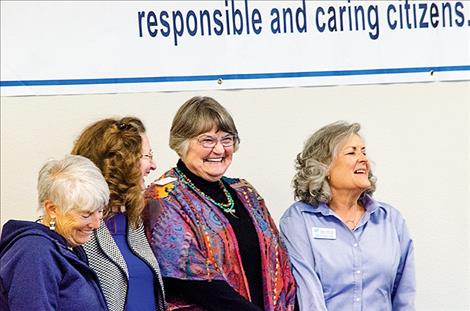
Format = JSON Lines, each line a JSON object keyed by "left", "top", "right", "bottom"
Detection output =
{"left": 312, "top": 227, "right": 336, "bottom": 240}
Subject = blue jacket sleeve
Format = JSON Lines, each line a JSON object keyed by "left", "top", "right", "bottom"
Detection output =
{"left": 279, "top": 210, "right": 328, "bottom": 311}
{"left": 1, "top": 236, "right": 62, "bottom": 311}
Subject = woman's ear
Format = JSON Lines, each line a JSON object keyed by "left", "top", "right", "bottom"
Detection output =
{"left": 43, "top": 200, "right": 57, "bottom": 218}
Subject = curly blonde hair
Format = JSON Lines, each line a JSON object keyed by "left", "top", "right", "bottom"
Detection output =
{"left": 71, "top": 117, "right": 146, "bottom": 229}
{"left": 293, "top": 121, "right": 376, "bottom": 205}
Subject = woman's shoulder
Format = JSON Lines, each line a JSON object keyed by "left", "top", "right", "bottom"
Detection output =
{"left": 4, "top": 235, "right": 56, "bottom": 259}
{"left": 1, "top": 220, "right": 59, "bottom": 249}
{"left": 223, "top": 177, "right": 270, "bottom": 205}
{"left": 0, "top": 222, "right": 64, "bottom": 266}
{"left": 144, "top": 172, "right": 189, "bottom": 223}
{"left": 222, "top": 176, "right": 254, "bottom": 192}
{"left": 221, "top": 176, "right": 241, "bottom": 184}
{"left": 145, "top": 170, "right": 178, "bottom": 200}
{"left": 281, "top": 200, "right": 316, "bottom": 220}
{"left": 366, "top": 196, "right": 407, "bottom": 224}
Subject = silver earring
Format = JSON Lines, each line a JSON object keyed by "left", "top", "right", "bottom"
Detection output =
{"left": 49, "top": 217, "right": 56, "bottom": 231}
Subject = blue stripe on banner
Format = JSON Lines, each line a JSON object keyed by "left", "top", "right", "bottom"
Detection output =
{"left": 1, "top": 65, "right": 469, "bottom": 87}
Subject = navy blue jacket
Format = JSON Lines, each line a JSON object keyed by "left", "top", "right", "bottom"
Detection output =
{"left": 0, "top": 220, "right": 108, "bottom": 311}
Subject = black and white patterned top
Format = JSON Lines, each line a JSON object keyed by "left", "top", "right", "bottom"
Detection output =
{"left": 84, "top": 220, "right": 166, "bottom": 311}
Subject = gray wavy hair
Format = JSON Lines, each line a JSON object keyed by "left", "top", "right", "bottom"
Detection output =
{"left": 169, "top": 96, "right": 240, "bottom": 157}
{"left": 293, "top": 121, "right": 376, "bottom": 205}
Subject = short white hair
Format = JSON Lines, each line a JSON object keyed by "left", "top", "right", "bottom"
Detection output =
{"left": 37, "top": 155, "right": 110, "bottom": 214}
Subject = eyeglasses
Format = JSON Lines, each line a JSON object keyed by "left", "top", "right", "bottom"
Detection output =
{"left": 197, "top": 135, "right": 236, "bottom": 149}
{"left": 141, "top": 152, "right": 154, "bottom": 161}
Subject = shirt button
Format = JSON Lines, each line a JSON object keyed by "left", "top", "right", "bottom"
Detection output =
{"left": 353, "top": 243, "right": 358, "bottom": 247}
{"left": 355, "top": 298, "right": 360, "bottom": 302}
{"left": 356, "top": 270, "right": 361, "bottom": 274}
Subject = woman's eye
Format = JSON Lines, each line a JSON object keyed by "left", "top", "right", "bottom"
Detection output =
{"left": 81, "top": 213, "right": 91, "bottom": 219}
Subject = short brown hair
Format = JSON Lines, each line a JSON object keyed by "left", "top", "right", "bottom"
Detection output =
{"left": 169, "top": 96, "right": 240, "bottom": 157}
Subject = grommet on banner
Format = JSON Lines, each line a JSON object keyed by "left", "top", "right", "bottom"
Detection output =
{"left": 217, "top": 78, "right": 223, "bottom": 85}
{"left": 430, "top": 70, "right": 434, "bottom": 76}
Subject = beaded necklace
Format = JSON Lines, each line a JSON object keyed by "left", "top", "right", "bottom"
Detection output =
{"left": 175, "top": 168, "right": 237, "bottom": 217}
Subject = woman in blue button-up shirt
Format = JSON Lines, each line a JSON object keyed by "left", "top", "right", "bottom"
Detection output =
{"left": 280, "top": 121, "right": 415, "bottom": 311}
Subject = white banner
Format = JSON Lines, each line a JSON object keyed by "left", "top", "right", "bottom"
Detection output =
{"left": 1, "top": 0, "right": 469, "bottom": 96}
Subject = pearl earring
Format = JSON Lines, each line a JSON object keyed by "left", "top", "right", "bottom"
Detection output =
{"left": 49, "top": 216, "right": 56, "bottom": 231}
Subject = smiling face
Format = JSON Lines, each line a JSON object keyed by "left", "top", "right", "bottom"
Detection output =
{"left": 47, "top": 200, "right": 103, "bottom": 248}
{"left": 181, "top": 128, "right": 234, "bottom": 182}
{"left": 139, "top": 133, "right": 157, "bottom": 189}
{"left": 59, "top": 209, "right": 103, "bottom": 247}
{"left": 328, "top": 134, "right": 371, "bottom": 195}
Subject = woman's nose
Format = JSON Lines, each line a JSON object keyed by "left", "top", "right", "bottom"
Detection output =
{"left": 89, "top": 212, "right": 101, "bottom": 229}
{"left": 212, "top": 141, "right": 225, "bottom": 153}
{"left": 150, "top": 159, "right": 157, "bottom": 170}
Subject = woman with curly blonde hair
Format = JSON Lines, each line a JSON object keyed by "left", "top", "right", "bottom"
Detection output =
{"left": 72, "top": 117, "right": 166, "bottom": 311}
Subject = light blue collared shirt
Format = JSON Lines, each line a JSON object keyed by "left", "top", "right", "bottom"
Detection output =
{"left": 280, "top": 194, "right": 415, "bottom": 311}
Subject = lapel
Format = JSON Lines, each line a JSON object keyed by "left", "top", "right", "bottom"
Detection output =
{"left": 228, "top": 178, "right": 269, "bottom": 232}
{"left": 127, "top": 224, "right": 162, "bottom": 281}
{"left": 127, "top": 223, "right": 166, "bottom": 301}
{"left": 95, "top": 221, "right": 129, "bottom": 278}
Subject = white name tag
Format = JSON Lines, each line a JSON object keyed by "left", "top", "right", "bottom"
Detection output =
{"left": 312, "top": 227, "right": 336, "bottom": 240}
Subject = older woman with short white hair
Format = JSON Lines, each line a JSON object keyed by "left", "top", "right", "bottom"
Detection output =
{"left": 0, "top": 155, "right": 109, "bottom": 311}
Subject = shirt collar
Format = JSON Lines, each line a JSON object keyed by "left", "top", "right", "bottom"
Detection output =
{"left": 298, "top": 193, "right": 384, "bottom": 217}
{"left": 360, "top": 193, "right": 382, "bottom": 215}
{"left": 298, "top": 201, "right": 331, "bottom": 215}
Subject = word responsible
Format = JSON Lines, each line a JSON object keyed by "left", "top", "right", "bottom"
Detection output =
{"left": 137, "top": 0, "right": 469, "bottom": 46}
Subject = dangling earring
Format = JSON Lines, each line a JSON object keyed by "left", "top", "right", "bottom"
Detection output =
{"left": 49, "top": 216, "right": 56, "bottom": 231}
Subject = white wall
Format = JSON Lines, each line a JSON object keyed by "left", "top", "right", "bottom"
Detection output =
{"left": 1, "top": 81, "right": 469, "bottom": 310}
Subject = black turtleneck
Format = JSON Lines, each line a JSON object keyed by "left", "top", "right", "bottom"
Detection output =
{"left": 162, "top": 160, "right": 264, "bottom": 311}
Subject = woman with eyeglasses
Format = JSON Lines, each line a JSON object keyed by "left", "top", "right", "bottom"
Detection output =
{"left": 144, "top": 96, "right": 296, "bottom": 311}
{"left": 71, "top": 117, "right": 166, "bottom": 311}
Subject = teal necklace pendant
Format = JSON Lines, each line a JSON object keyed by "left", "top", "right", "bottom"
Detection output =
{"left": 175, "top": 168, "right": 237, "bottom": 217}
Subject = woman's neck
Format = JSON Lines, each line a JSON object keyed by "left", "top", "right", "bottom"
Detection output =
{"left": 329, "top": 188, "right": 363, "bottom": 212}
{"left": 329, "top": 190, "right": 365, "bottom": 229}
{"left": 176, "top": 159, "right": 230, "bottom": 207}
